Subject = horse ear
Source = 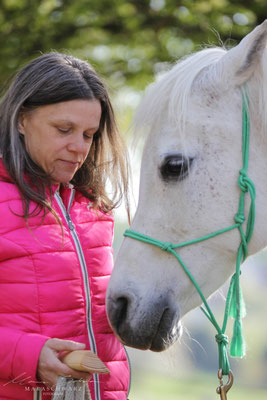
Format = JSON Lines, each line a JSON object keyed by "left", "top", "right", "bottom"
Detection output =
{"left": 217, "top": 20, "right": 267, "bottom": 87}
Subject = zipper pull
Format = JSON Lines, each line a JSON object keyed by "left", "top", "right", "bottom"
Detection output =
{"left": 66, "top": 213, "right": 74, "bottom": 230}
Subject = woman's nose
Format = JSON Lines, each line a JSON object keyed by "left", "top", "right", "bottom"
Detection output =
{"left": 68, "top": 134, "right": 90, "bottom": 154}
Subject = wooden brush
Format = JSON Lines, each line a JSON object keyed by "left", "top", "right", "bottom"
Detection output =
{"left": 62, "top": 350, "right": 110, "bottom": 374}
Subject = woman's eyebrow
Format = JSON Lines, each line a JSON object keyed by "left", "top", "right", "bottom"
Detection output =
{"left": 50, "top": 118, "right": 99, "bottom": 131}
{"left": 49, "top": 118, "right": 73, "bottom": 124}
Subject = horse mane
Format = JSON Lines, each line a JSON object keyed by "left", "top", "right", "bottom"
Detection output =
{"left": 133, "top": 45, "right": 267, "bottom": 142}
{"left": 133, "top": 47, "right": 226, "bottom": 143}
{"left": 246, "top": 48, "right": 267, "bottom": 138}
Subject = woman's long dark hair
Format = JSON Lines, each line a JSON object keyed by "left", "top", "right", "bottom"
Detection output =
{"left": 0, "top": 52, "right": 130, "bottom": 221}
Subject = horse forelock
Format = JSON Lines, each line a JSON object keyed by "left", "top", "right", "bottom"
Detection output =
{"left": 133, "top": 44, "right": 267, "bottom": 144}
{"left": 133, "top": 47, "right": 226, "bottom": 144}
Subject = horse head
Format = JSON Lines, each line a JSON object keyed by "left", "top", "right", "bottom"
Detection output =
{"left": 107, "top": 21, "right": 267, "bottom": 352}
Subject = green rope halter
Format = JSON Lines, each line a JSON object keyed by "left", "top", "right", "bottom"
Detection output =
{"left": 124, "top": 89, "right": 256, "bottom": 376}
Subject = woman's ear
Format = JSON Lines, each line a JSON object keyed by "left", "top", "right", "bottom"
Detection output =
{"left": 18, "top": 113, "right": 26, "bottom": 135}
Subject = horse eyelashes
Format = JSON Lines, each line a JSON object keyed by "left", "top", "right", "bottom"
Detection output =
{"left": 159, "top": 154, "right": 194, "bottom": 182}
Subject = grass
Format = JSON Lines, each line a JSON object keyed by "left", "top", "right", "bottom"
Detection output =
{"left": 129, "top": 370, "right": 267, "bottom": 400}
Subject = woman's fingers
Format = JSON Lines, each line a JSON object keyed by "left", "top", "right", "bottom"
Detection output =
{"left": 58, "top": 362, "right": 92, "bottom": 381}
{"left": 37, "top": 338, "right": 90, "bottom": 388}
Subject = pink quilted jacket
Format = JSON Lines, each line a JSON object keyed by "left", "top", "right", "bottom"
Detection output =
{"left": 0, "top": 160, "right": 130, "bottom": 400}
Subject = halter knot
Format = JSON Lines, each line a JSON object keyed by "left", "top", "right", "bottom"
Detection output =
{"left": 160, "top": 242, "right": 174, "bottom": 252}
{"left": 234, "top": 213, "right": 245, "bottom": 225}
{"left": 215, "top": 333, "right": 230, "bottom": 375}
{"left": 215, "top": 333, "right": 229, "bottom": 346}
{"left": 238, "top": 169, "right": 249, "bottom": 192}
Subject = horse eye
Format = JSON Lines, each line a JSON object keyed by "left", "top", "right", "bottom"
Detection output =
{"left": 159, "top": 154, "right": 193, "bottom": 182}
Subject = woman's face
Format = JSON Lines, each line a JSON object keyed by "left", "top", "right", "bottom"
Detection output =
{"left": 19, "top": 99, "right": 102, "bottom": 184}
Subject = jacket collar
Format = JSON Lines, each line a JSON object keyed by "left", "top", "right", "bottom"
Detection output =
{"left": 0, "top": 158, "right": 12, "bottom": 181}
{"left": 0, "top": 158, "right": 73, "bottom": 198}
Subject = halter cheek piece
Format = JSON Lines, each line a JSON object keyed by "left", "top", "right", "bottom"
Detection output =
{"left": 124, "top": 89, "right": 256, "bottom": 397}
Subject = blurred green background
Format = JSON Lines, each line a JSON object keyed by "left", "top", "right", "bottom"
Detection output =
{"left": 1, "top": 1, "right": 266, "bottom": 398}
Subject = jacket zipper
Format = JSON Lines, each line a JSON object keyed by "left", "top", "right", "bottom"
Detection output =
{"left": 55, "top": 190, "right": 101, "bottom": 400}
{"left": 124, "top": 346, "right": 131, "bottom": 399}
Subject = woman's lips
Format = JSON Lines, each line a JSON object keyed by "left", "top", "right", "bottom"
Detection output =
{"left": 60, "top": 160, "right": 80, "bottom": 168}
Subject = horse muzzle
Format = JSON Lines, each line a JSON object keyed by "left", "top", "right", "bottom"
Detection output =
{"left": 106, "top": 290, "right": 182, "bottom": 351}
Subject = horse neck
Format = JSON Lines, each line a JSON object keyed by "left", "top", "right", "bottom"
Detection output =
{"left": 246, "top": 77, "right": 267, "bottom": 256}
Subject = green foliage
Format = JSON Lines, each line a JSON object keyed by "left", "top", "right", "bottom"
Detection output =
{"left": 0, "top": 0, "right": 266, "bottom": 91}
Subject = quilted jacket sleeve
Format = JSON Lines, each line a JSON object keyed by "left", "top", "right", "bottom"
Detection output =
{"left": 0, "top": 327, "right": 49, "bottom": 387}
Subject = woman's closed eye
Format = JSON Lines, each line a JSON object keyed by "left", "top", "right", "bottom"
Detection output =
{"left": 83, "top": 133, "right": 93, "bottom": 140}
{"left": 56, "top": 124, "right": 97, "bottom": 140}
{"left": 57, "top": 127, "right": 71, "bottom": 134}
{"left": 84, "top": 129, "right": 99, "bottom": 141}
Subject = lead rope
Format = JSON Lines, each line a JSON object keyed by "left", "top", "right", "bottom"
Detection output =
{"left": 124, "top": 89, "right": 255, "bottom": 387}
{"left": 33, "top": 379, "right": 91, "bottom": 400}
{"left": 52, "top": 377, "right": 91, "bottom": 400}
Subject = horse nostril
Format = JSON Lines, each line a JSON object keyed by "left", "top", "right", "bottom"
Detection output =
{"left": 117, "top": 297, "right": 128, "bottom": 321}
{"left": 109, "top": 296, "right": 129, "bottom": 334}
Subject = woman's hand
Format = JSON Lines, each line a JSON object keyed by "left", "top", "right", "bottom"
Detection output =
{"left": 37, "top": 338, "right": 92, "bottom": 388}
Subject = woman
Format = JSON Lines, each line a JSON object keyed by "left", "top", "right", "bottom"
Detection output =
{"left": 0, "top": 52, "right": 130, "bottom": 400}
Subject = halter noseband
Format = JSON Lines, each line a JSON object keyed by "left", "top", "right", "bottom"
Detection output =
{"left": 124, "top": 89, "right": 256, "bottom": 379}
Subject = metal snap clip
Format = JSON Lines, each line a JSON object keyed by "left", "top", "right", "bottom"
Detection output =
{"left": 216, "top": 369, "right": 234, "bottom": 400}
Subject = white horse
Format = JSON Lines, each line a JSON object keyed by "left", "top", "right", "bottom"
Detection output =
{"left": 106, "top": 21, "right": 267, "bottom": 357}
